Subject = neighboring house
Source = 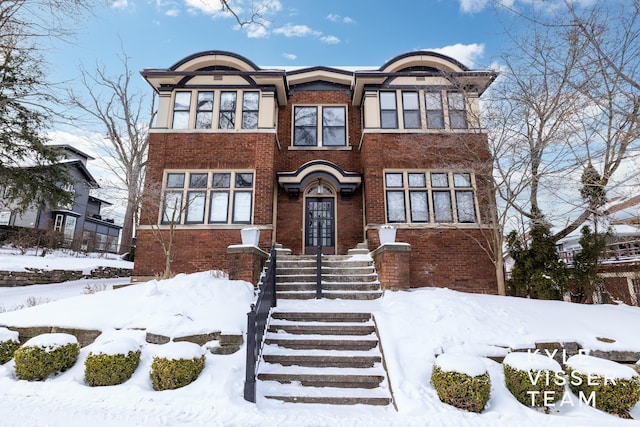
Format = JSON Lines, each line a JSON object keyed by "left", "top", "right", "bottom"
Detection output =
{"left": 135, "top": 51, "right": 500, "bottom": 293}
{"left": 0, "top": 145, "right": 122, "bottom": 253}
{"left": 557, "top": 195, "right": 640, "bottom": 305}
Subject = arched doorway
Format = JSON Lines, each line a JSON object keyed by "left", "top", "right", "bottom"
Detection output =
{"left": 304, "top": 180, "right": 336, "bottom": 255}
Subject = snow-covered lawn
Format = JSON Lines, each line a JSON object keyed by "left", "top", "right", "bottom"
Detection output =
{"left": 0, "top": 251, "right": 639, "bottom": 426}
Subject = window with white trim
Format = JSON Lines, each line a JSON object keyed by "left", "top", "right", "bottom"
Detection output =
{"left": 293, "top": 105, "right": 347, "bottom": 146}
{"left": 425, "top": 91, "right": 445, "bottom": 129}
{"left": 170, "top": 90, "right": 260, "bottom": 130}
{"left": 402, "top": 92, "right": 420, "bottom": 129}
{"left": 448, "top": 92, "right": 467, "bottom": 129}
{"left": 380, "top": 92, "right": 398, "bottom": 129}
{"left": 161, "top": 171, "right": 254, "bottom": 225}
{"left": 384, "top": 171, "right": 478, "bottom": 224}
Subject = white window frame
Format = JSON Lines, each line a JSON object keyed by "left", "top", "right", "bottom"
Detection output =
{"left": 292, "top": 105, "right": 348, "bottom": 147}
{"left": 170, "top": 90, "right": 261, "bottom": 130}
{"left": 383, "top": 170, "right": 479, "bottom": 224}
{"left": 161, "top": 170, "right": 255, "bottom": 225}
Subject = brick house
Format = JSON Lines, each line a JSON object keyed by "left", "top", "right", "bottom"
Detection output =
{"left": 135, "top": 50, "right": 500, "bottom": 294}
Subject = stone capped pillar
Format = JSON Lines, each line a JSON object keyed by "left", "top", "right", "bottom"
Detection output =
{"left": 227, "top": 245, "right": 269, "bottom": 287}
{"left": 371, "top": 243, "right": 412, "bottom": 290}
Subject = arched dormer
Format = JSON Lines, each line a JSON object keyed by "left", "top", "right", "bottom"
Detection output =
{"left": 379, "top": 51, "right": 469, "bottom": 73}
{"left": 169, "top": 50, "right": 261, "bottom": 73}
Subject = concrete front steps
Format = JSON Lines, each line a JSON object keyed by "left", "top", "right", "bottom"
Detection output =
{"left": 258, "top": 311, "right": 392, "bottom": 406}
{"left": 275, "top": 254, "right": 382, "bottom": 300}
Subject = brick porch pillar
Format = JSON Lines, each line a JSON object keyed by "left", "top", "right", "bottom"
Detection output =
{"left": 371, "top": 243, "right": 412, "bottom": 290}
{"left": 226, "top": 245, "right": 269, "bottom": 287}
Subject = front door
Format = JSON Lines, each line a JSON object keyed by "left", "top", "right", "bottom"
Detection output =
{"left": 305, "top": 197, "right": 335, "bottom": 255}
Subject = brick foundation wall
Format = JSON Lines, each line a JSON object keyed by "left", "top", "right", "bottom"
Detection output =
{"left": 372, "top": 244, "right": 412, "bottom": 290}
{"left": 367, "top": 227, "right": 498, "bottom": 294}
{"left": 227, "top": 245, "right": 269, "bottom": 286}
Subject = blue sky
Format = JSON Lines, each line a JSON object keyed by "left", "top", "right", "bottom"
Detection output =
{"left": 49, "top": 0, "right": 513, "bottom": 89}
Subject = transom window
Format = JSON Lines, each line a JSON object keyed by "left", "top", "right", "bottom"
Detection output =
{"left": 384, "top": 171, "right": 477, "bottom": 224}
{"left": 171, "top": 90, "right": 260, "bottom": 130}
{"left": 293, "top": 106, "right": 347, "bottom": 147}
{"left": 377, "top": 90, "right": 468, "bottom": 130}
{"left": 162, "top": 171, "right": 254, "bottom": 225}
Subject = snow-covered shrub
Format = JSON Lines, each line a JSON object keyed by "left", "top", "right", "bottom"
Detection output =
{"left": 430, "top": 354, "right": 491, "bottom": 413}
{"left": 566, "top": 354, "right": 640, "bottom": 415}
{"left": 503, "top": 352, "right": 565, "bottom": 408}
{"left": 85, "top": 338, "right": 141, "bottom": 387}
{"left": 0, "top": 328, "right": 20, "bottom": 364}
{"left": 150, "top": 342, "right": 205, "bottom": 391}
{"left": 13, "top": 333, "right": 80, "bottom": 381}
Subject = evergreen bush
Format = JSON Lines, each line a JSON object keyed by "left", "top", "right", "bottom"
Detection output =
{"left": 0, "top": 339, "right": 20, "bottom": 364}
{"left": 85, "top": 350, "right": 141, "bottom": 387}
{"left": 13, "top": 334, "right": 80, "bottom": 381}
{"left": 566, "top": 355, "right": 640, "bottom": 415}
{"left": 503, "top": 352, "right": 565, "bottom": 408}
{"left": 149, "top": 342, "right": 206, "bottom": 391}
{"left": 430, "top": 355, "right": 491, "bottom": 413}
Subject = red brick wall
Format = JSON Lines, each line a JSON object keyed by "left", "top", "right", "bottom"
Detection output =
{"left": 273, "top": 90, "right": 365, "bottom": 254}
{"left": 367, "top": 228, "right": 498, "bottom": 294}
{"left": 361, "top": 132, "right": 498, "bottom": 294}
{"left": 134, "top": 132, "right": 277, "bottom": 277}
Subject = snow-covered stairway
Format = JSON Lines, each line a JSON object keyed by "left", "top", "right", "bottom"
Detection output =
{"left": 257, "top": 310, "right": 392, "bottom": 405}
{"left": 275, "top": 254, "right": 382, "bottom": 300}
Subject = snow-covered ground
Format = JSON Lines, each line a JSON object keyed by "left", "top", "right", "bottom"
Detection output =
{"left": 0, "top": 251, "right": 639, "bottom": 426}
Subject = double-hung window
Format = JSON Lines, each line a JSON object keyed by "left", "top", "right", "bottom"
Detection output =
{"left": 402, "top": 92, "right": 420, "bottom": 129}
{"left": 293, "top": 106, "right": 346, "bottom": 147}
{"left": 384, "top": 171, "right": 477, "bottom": 224}
{"left": 448, "top": 92, "right": 467, "bottom": 129}
{"left": 172, "top": 92, "right": 192, "bottom": 129}
{"left": 195, "top": 92, "right": 214, "bottom": 129}
{"left": 425, "top": 92, "right": 445, "bottom": 129}
{"left": 162, "top": 171, "right": 254, "bottom": 225}
{"left": 219, "top": 92, "right": 237, "bottom": 129}
{"left": 380, "top": 92, "right": 398, "bottom": 129}
{"left": 242, "top": 92, "right": 259, "bottom": 129}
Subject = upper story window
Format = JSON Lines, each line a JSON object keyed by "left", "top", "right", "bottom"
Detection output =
{"left": 425, "top": 92, "right": 444, "bottom": 129}
{"left": 293, "top": 106, "right": 346, "bottom": 147}
{"left": 380, "top": 92, "right": 398, "bottom": 129}
{"left": 170, "top": 90, "right": 260, "bottom": 130}
{"left": 448, "top": 92, "right": 467, "bottom": 129}
{"left": 162, "top": 170, "right": 254, "bottom": 225}
{"left": 172, "top": 92, "right": 192, "bottom": 130}
{"left": 402, "top": 92, "right": 420, "bottom": 129}
{"left": 375, "top": 90, "right": 469, "bottom": 130}
{"left": 195, "top": 92, "right": 214, "bottom": 129}
{"left": 384, "top": 171, "right": 477, "bottom": 224}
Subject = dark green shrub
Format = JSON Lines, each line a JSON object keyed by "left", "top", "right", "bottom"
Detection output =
{"left": 431, "top": 362, "right": 491, "bottom": 413}
{"left": 14, "top": 334, "right": 80, "bottom": 381}
{"left": 566, "top": 355, "right": 640, "bottom": 415}
{"left": 503, "top": 351, "right": 565, "bottom": 409}
{"left": 150, "top": 355, "right": 205, "bottom": 391}
{"left": 0, "top": 339, "right": 20, "bottom": 364}
{"left": 85, "top": 350, "right": 141, "bottom": 387}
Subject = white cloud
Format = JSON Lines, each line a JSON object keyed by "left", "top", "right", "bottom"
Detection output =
{"left": 459, "top": 0, "right": 490, "bottom": 13}
{"left": 320, "top": 35, "right": 340, "bottom": 44}
{"left": 111, "top": 0, "right": 129, "bottom": 10}
{"left": 282, "top": 53, "right": 297, "bottom": 60}
{"left": 165, "top": 8, "right": 180, "bottom": 17}
{"left": 273, "top": 23, "right": 321, "bottom": 38}
{"left": 428, "top": 43, "right": 485, "bottom": 68}
{"left": 246, "top": 23, "right": 269, "bottom": 38}
{"left": 326, "top": 13, "right": 355, "bottom": 24}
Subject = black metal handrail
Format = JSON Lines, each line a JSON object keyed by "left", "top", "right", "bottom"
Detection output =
{"left": 244, "top": 246, "right": 277, "bottom": 403}
{"left": 316, "top": 217, "right": 322, "bottom": 299}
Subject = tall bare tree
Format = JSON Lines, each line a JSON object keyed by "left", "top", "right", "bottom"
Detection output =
{"left": 66, "top": 52, "right": 155, "bottom": 254}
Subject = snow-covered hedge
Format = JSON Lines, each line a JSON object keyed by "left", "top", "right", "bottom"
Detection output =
{"left": 13, "top": 333, "right": 80, "bottom": 381}
{"left": 150, "top": 342, "right": 205, "bottom": 391}
{"left": 430, "top": 354, "right": 491, "bottom": 413}
{"left": 85, "top": 338, "right": 141, "bottom": 387}
{"left": 566, "top": 354, "right": 640, "bottom": 415}
{"left": 503, "top": 352, "right": 565, "bottom": 409}
{"left": 0, "top": 327, "right": 20, "bottom": 364}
